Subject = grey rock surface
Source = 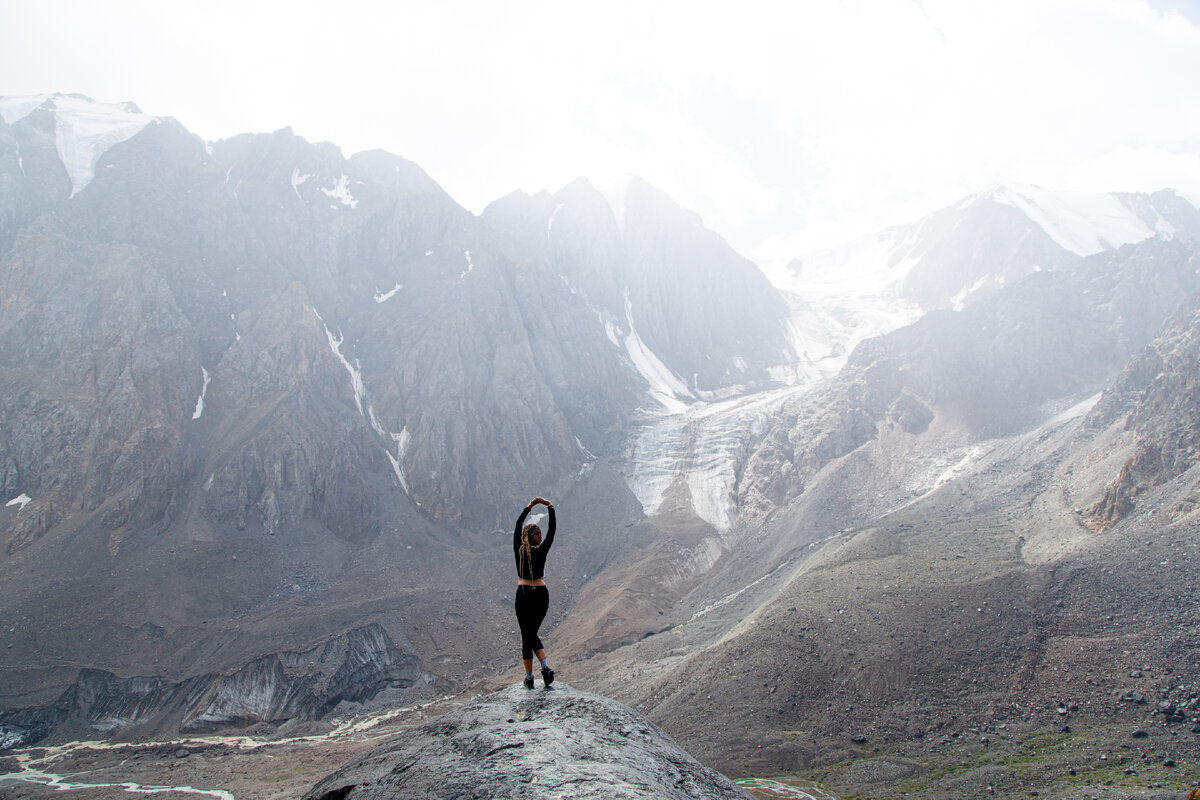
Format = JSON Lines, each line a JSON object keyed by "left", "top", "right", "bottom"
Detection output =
{"left": 303, "top": 683, "right": 750, "bottom": 800}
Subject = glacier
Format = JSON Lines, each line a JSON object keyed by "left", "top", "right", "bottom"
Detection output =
{"left": 0, "top": 94, "right": 157, "bottom": 198}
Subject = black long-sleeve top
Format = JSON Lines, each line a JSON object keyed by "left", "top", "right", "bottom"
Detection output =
{"left": 513, "top": 504, "right": 556, "bottom": 581}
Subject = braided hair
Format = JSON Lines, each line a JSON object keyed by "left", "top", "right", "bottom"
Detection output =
{"left": 519, "top": 522, "right": 541, "bottom": 578}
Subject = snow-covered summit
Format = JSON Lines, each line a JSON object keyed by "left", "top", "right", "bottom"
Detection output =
{"left": 0, "top": 93, "right": 158, "bottom": 198}
{"left": 759, "top": 184, "right": 1186, "bottom": 297}
{"left": 751, "top": 184, "right": 1198, "bottom": 399}
{"left": 985, "top": 182, "right": 1166, "bottom": 256}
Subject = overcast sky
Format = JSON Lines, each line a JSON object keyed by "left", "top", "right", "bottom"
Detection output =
{"left": 4, "top": 0, "right": 1200, "bottom": 256}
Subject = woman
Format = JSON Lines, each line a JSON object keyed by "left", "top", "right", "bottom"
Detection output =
{"left": 513, "top": 496, "right": 556, "bottom": 689}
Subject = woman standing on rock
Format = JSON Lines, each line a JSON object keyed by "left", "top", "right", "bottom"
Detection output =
{"left": 513, "top": 496, "right": 556, "bottom": 689}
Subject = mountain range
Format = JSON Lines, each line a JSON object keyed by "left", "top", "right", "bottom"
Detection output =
{"left": 2, "top": 94, "right": 1199, "bottom": 798}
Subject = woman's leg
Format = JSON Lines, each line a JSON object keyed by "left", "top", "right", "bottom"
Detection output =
{"left": 515, "top": 588, "right": 544, "bottom": 675}
{"left": 530, "top": 588, "right": 553, "bottom": 685}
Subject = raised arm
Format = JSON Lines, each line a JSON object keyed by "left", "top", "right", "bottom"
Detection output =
{"left": 542, "top": 504, "right": 556, "bottom": 549}
{"left": 513, "top": 503, "right": 531, "bottom": 554}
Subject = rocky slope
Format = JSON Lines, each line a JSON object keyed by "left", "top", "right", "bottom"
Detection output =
{"left": 303, "top": 683, "right": 750, "bottom": 800}
{"left": 1085, "top": 292, "right": 1200, "bottom": 531}
{"left": 570, "top": 284, "right": 1200, "bottom": 798}
{"left": 4, "top": 94, "right": 1200, "bottom": 800}
{"left": 0, "top": 94, "right": 791, "bottom": 745}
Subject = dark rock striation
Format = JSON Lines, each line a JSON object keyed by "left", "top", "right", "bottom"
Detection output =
{"left": 303, "top": 683, "right": 750, "bottom": 800}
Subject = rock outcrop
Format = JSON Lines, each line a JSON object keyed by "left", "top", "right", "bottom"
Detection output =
{"left": 303, "top": 684, "right": 749, "bottom": 800}
{"left": 1085, "top": 290, "right": 1200, "bottom": 530}
{"left": 0, "top": 624, "right": 425, "bottom": 747}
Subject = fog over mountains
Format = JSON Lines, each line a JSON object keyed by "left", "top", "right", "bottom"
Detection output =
{"left": 2, "top": 94, "right": 1199, "bottom": 795}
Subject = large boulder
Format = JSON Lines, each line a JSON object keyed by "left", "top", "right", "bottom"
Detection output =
{"left": 303, "top": 684, "right": 750, "bottom": 800}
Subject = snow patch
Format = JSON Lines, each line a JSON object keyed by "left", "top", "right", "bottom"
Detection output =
{"left": 320, "top": 174, "right": 358, "bottom": 208}
{"left": 387, "top": 427, "right": 411, "bottom": 494}
{"left": 603, "top": 318, "right": 623, "bottom": 348}
{"left": 191, "top": 366, "right": 211, "bottom": 420}
{"left": 290, "top": 168, "right": 314, "bottom": 199}
{"left": 5, "top": 494, "right": 31, "bottom": 511}
{"left": 990, "top": 183, "right": 1156, "bottom": 256}
{"left": 319, "top": 314, "right": 367, "bottom": 416}
{"left": 547, "top": 202, "right": 564, "bottom": 237}
{"left": 0, "top": 94, "right": 156, "bottom": 198}
{"left": 374, "top": 283, "right": 403, "bottom": 303}
{"left": 315, "top": 310, "right": 410, "bottom": 494}
{"left": 950, "top": 274, "right": 1007, "bottom": 311}
{"left": 459, "top": 250, "right": 474, "bottom": 280}
{"left": 622, "top": 290, "right": 692, "bottom": 413}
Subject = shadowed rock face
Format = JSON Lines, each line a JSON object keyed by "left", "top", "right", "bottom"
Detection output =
{"left": 0, "top": 98, "right": 792, "bottom": 739}
{"left": 303, "top": 684, "right": 750, "bottom": 800}
{"left": 0, "top": 624, "right": 422, "bottom": 745}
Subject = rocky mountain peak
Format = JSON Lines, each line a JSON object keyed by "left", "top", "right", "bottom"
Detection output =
{"left": 303, "top": 684, "right": 750, "bottom": 800}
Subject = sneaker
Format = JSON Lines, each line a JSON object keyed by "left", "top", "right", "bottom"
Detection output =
{"left": 523, "top": 674, "right": 534, "bottom": 690}
{"left": 541, "top": 666, "right": 554, "bottom": 688}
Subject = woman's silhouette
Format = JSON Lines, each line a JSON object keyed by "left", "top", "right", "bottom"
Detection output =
{"left": 513, "top": 496, "right": 555, "bottom": 688}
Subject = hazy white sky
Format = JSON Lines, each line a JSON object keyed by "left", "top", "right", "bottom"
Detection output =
{"left": 4, "top": 0, "right": 1200, "bottom": 256}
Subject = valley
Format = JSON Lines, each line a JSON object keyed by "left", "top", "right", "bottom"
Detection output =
{"left": 2, "top": 94, "right": 1200, "bottom": 799}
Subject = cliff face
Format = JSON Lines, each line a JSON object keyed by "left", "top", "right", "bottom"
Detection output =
{"left": 0, "top": 96, "right": 795, "bottom": 744}
{"left": 1, "top": 624, "right": 421, "bottom": 744}
{"left": 303, "top": 684, "right": 750, "bottom": 800}
{"left": 0, "top": 99, "right": 795, "bottom": 542}
{"left": 1084, "top": 291, "right": 1200, "bottom": 531}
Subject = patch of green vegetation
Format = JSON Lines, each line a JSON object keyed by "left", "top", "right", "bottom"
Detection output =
{"left": 810, "top": 726, "right": 1195, "bottom": 799}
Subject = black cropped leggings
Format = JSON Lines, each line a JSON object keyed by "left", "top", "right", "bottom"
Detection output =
{"left": 514, "top": 585, "right": 549, "bottom": 661}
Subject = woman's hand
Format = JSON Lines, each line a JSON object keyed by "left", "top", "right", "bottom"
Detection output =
{"left": 530, "top": 496, "right": 551, "bottom": 507}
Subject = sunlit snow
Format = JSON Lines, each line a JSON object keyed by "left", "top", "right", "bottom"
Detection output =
{"left": 317, "top": 310, "right": 410, "bottom": 493}
{"left": 622, "top": 291, "right": 692, "bottom": 413}
{"left": 5, "top": 494, "right": 31, "bottom": 511}
{"left": 374, "top": 283, "right": 403, "bottom": 303}
{"left": 0, "top": 94, "right": 156, "bottom": 198}
{"left": 319, "top": 316, "right": 367, "bottom": 416}
{"left": 191, "top": 366, "right": 211, "bottom": 420}
{"left": 320, "top": 175, "right": 358, "bottom": 208}
{"left": 755, "top": 224, "right": 925, "bottom": 388}
{"left": 460, "top": 250, "right": 474, "bottom": 280}
{"left": 384, "top": 426, "right": 411, "bottom": 494}
{"left": 990, "top": 183, "right": 1157, "bottom": 256}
